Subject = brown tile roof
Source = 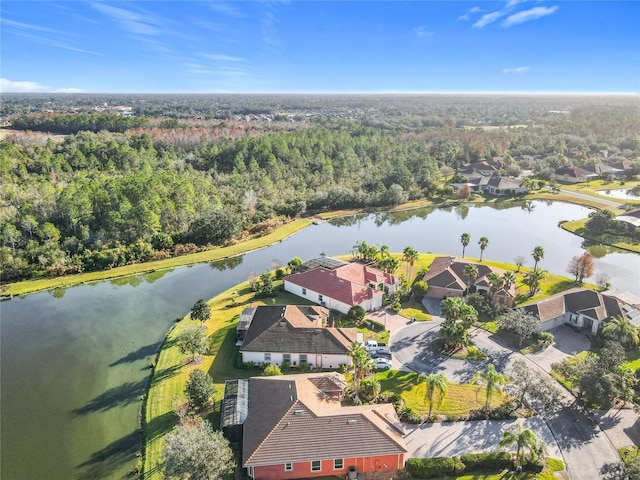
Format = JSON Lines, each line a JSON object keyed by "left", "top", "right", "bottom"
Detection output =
{"left": 284, "top": 262, "right": 399, "bottom": 307}
{"left": 523, "top": 287, "right": 627, "bottom": 323}
{"left": 243, "top": 373, "right": 407, "bottom": 467}
{"left": 240, "top": 305, "right": 357, "bottom": 354}
{"left": 422, "top": 257, "right": 515, "bottom": 297}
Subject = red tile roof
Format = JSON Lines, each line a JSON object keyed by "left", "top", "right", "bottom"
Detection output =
{"left": 284, "top": 263, "right": 399, "bottom": 307}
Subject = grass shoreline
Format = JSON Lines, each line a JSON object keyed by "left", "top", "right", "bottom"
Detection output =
{"left": 4, "top": 189, "right": 637, "bottom": 297}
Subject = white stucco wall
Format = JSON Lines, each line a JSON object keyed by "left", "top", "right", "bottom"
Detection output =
{"left": 241, "top": 350, "right": 351, "bottom": 369}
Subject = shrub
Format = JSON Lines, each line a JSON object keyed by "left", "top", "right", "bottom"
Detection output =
{"left": 406, "top": 457, "right": 456, "bottom": 478}
{"left": 460, "top": 452, "right": 513, "bottom": 471}
{"left": 536, "top": 331, "right": 554, "bottom": 347}
{"left": 523, "top": 461, "right": 544, "bottom": 473}
{"left": 280, "top": 360, "right": 291, "bottom": 370}
{"left": 262, "top": 364, "right": 282, "bottom": 376}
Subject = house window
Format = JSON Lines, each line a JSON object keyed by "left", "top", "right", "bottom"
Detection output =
{"left": 264, "top": 353, "right": 271, "bottom": 362}
{"left": 284, "top": 462, "right": 293, "bottom": 472}
{"left": 318, "top": 294, "right": 324, "bottom": 302}
{"left": 311, "top": 460, "right": 321, "bottom": 472}
{"left": 302, "top": 288, "right": 307, "bottom": 295}
{"left": 334, "top": 459, "right": 344, "bottom": 470}
{"left": 283, "top": 353, "right": 291, "bottom": 363}
{"left": 247, "top": 466, "right": 254, "bottom": 478}
{"left": 300, "top": 354, "right": 307, "bottom": 363}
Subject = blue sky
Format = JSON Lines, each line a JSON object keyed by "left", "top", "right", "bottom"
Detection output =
{"left": 1, "top": 1, "right": 639, "bottom": 93}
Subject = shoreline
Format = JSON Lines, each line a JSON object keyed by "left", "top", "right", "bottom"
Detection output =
{"left": 3, "top": 193, "right": 638, "bottom": 297}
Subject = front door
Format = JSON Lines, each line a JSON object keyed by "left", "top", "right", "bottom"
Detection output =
{"left": 316, "top": 354, "right": 323, "bottom": 368}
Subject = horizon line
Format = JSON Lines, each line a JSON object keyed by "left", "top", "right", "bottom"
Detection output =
{"left": 2, "top": 90, "right": 639, "bottom": 96}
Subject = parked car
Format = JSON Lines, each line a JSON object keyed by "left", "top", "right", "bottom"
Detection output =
{"left": 371, "top": 351, "right": 392, "bottom": 360}
{"left": 370, "top": 346, "right": 391, "bottom": 356}
{"left": 374, "top": 358, "right": 392, "bottom": 370}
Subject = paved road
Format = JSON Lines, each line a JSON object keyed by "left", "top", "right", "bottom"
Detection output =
{"left": 556, "top": 187, "right": 623, "bottom": 209}
{"left": 390, "top": 322, "right": 627, "bottom": 479}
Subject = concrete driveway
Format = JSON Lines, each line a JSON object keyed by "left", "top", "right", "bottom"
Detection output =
{"left": 404, "top": 417, "right": 561, "bottom": 462}
{"left": 525, "top": 325, "right": 591, "bottom": 373}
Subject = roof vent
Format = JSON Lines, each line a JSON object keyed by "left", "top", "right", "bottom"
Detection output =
{"left": 294, "top": 409, "right": 304, "bottom": 415}
{"left": 347, "top": 419, "right": 357, "bottom": 425}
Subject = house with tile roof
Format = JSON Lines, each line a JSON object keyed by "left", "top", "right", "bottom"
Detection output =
{"left": 238, "top": 305, "right": 361, "bottom": 369}
{"left": 522, "top": 287, "right": 640, "bottom": 334}
{"left": 479, "top": 175, "right": 527, "bottom": 196}
{"left": 283, "top": 259, "right": 400, "bottom": 314}
{"left": 421, "top": 256, "right": 516, "bottom": 308}
{"left": 241, "top": 372, "right": 407, "bottom": 480}
{"left": 555, "top": 165, "right": 599, "bottom": 183}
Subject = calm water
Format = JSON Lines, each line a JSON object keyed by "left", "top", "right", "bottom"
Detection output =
{"left": 1, "top": 201, "right": 638, "bottom": 479}
{"left": 598, "top": 188, "right": 640, "bottom": 200}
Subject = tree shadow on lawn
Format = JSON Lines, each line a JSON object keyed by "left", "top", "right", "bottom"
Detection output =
{"left": 110, "top": 341, "right": 163, "bottom": 367}
{"left": 76, "top": 430, "right": 140, "bottom": 480}
{"left": 72, "top": 378, "right": 148, "bottom": 416}
{"left": 151, "top": 364, "right": 181, "bottom": 384}
{"left": 208, "top": 327, "right": 252, "bottom": 383}
{"left": 546, "top": 280, "right": 581, "bottom": 296}
{"left": 145, "top": 410, "right": 179, "bottom": 444}
{"left": 377, "top": 370, "right": 422, "bottom": 394}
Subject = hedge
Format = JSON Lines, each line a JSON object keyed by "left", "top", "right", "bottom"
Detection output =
{"left": 459, "top": 452, "right": 513, "bottom": 471}
{"left": 406, "top": 457, "right": 456, "bottom": 478}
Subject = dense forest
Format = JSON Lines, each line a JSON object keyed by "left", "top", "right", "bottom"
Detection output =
{"left": 1, "top": 94, "right": 639, "bottom": 282}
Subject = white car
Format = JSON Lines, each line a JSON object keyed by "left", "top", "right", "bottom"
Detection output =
{"left": 374, "top": 358, "right": 392, "bottom": 370}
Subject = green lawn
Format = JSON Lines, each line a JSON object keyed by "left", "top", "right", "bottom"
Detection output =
{"left": 435, "top": 457, "right": 564, "bottom": 480}
{"left": 400, "top": 299, "right": 432, "bottom": 321}
{"left": 624, "top": 349, "right": 640, "bottom": 372}
{"left": 375, "top": 370, "right": 504, "bottom": 416}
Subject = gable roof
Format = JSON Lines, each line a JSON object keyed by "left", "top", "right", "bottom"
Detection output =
{"left": 485, "top": 175, "right": 523, "bottom": 190}
{"left": 422, "top": 256, "right": 515, "bottom": 298}
{"left": 242, "top": 373, "right": 407, "bottom": 467}
{"left": 556, "top": 166, "right": 598, "bottom": 179}
{"left": 616, "top": 209, "right": 640, "bottom": 227}
{"left": 284, "top": 261, "right": 399, "bottom": 307}
{"left": 240, "top": 305, "right": 357, "bottom": 354}
{"left": 523, "top": 287, "right": 627, "bottom": 322}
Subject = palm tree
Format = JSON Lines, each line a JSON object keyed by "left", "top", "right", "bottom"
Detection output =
{"left": 349, "top": 342, "right": 374, "bottom": 398}
{"left": 471, "top": 363, "right": 509, "bottom": 411}
{"left": 463, "top": 263, "right": 479, "bottom": 293}
{"left": 478, "top": 236, "right": 489, "bottom": 261}
{"left": 487, "top": 272, "right": 505, "bottom": 295}
{"left": 523, "top": 268, "right": 546, "bottom": 297}
{"left": 460, "top": 233, "right": 471, "bottom": 258}
{"left": 602, "top": 316, "right": 640, "bottom": 350}
{"left": 403, "top": 246, "right": 419, "bottom": 281}
{"left": 502, "top": 271, "right": 516, "bottom": 291}
{"left": 532, "top": 246, "right": 545, "bottom": 270}
{"left": 419, "top": 373, "right": 448, "bottom": 417}
{"left": 499, "top": 423, "right": 547, "bottom": 468}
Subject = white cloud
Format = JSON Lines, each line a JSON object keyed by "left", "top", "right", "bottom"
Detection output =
{"left": 91, "top": 3, "right": 159, "bottom": 35}
{"left": 473, "top": 11, "right": 505, "bottom": 28}
{"left": 202, "top": 54, "right": 246, "bottom": 63}
{"left": 414, "top": 26, "right": 433, "bottom": 38}
{"left": 505, "top": 0, "right": 528, "bottom": 7}
{"left": 503, "top": 66, "right": 531, "bottom": 74}
{"left": 0, "top": 78, "right": 83, "bottom": 93}
{"left": 207, "top": 2, "right": 246, "bottom": 18}
{"left": 1, "top": 18, "right": 60, "bottom": 33}
{"left": 503, "top": 6, "right": 559, "bottom": 27}
{"left": 458, "top": 6, "right": 481, "bottom": 21}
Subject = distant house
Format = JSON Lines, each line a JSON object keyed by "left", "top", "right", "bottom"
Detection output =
{"left": 421, "top": 256, "right": 516, "bottom": 308}
{"left": 522, "top": 287, "right": 640, "bottom": 334}
{"left": 616, "top": 209, "right": 640, "bottom": 228}
{"left": 479, "top": 175, "right": 527, "bottom": 196}
{"left": 284, "top": 258, "right": 400, "bottom": 314}
{"left": 241, "top": 372, "right": 407, "bottom": 480}
{"left": 555, "top": 166, "right": 599, "bottom": 183}
{"left": 238, "top": 305, "right": 361, "bottom": 369}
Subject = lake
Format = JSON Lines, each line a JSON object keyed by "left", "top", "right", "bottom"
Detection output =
{"left": 1, "top": 201, "right": 638, "bottom": 479}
